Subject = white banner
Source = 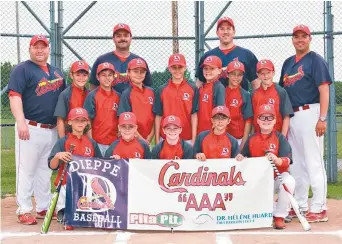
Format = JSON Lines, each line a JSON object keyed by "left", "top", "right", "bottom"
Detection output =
{"left": 127, "top": 157, "right": 274, "bottom": 231}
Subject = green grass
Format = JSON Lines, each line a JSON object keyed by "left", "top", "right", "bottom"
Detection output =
{"left": 1, "top": 149, "right": 342, "bottom": 199}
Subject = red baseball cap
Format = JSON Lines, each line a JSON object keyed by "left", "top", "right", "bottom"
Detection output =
{"left": 96, "top": 62, "right": 115, "bottom": 75}
{"left": 212, "top": 106, "right": 230, "bottom": 118}
{"left": 30, "top": 34, "right": 49, "bottom": 46}
{"left": 168, "top": 53, "right": 186, "bottom": 67}
{"left": 226, "top": 60, "right": 245, "bottom": 73}
{"left": 200, "top": 56, "right": 222, "bottom": 69}
{"left": 68, "top": 107, "right": 89, "bottom": 121}
{"left": 256, "top": 59, "right": 275, "bottom": 72}
{"left": 70, "top": 60, "right": 90, "bottom": 73}
{"left": 292, "top": 24, "right": 311, "bottom": 35}
{"left": 128, "top": 58, "right": 147, "bottom": 70}
{"left": 162, "top": 115, "right": 182, "bottom": 128}
{"left": 217, "top": 17, "right": 235, "bottom": 30}
{"left": 119, "top": 112, "right": 137, "bottom": 126}
{"left": 113, "top": 23, "right": 132, "bottom": 35}
{"left": 258, "top": 104, "right": 276, "bottom": 116}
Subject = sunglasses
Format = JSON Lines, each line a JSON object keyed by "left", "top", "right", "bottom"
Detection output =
{"left": 258, "top": 115, "right": 275, "bottom": 121}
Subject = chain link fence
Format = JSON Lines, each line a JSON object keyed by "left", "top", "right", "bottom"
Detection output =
{"left": 1, "top": 1, "right": 341, "bottom": 195}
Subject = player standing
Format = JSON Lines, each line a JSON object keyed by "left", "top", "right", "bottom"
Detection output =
{"left": 54, "top": 61, "right": 90, "bottom": 138}
{"left": 252, "top": 59, "right": 293, "bottom": 137}
{"left": 194, "top": 106, "right": 239, "bottom": 160}
{"left": 279, "top": 25, "right": 332, "bottom": 222}
{"left": 8, "top": 34, "right": 65, "bottom": 225}
{"left": 225, "top": 60, "right": 253, "bottom": 149}
{"left": 84, "top": 62, "right": 121, "bottom": 156}
{"left": 104, "top": 112, "right": 151, "bottom": 159}
{"left": 153, "top": 53, "right": 198, "bottom": 144}
{"left": 117, "top": 58, "right": 155, "bottom": 144}
{"left": 197, "top": 56, "right": 225, "bottom": 135}
{"left": 152, "top": 115, "right": 194, "bottom": 159}
{"left": 236, "top": 104, "right": 295, "bottom": 229}
{"left": 196, "top": 17, "right": 259, "bottom": 91}
{"left": 48, "top": 107, "right": 102, "bottom": 230}
{"left": 89, "top": 23, "right": 152, "bottom": 93}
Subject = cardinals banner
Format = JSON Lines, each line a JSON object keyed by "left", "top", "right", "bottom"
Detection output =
{"left": 64, "top": 155, "right": 128, "bottom": 229}
{"left": 65, "top": 156, "right": 274, "bottom": 231}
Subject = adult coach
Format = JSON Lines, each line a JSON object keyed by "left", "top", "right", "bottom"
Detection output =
{"left": 8, "top": 34, "right": 65, "bottom": 225}
{"left": 89, "top": 23, "right": 152, "bottom": 93}
{"left": 279, "top": 25, "right": 332, "bottom": 223}
{"left": 196, "top": 17, "right": 259, "bottom": 91}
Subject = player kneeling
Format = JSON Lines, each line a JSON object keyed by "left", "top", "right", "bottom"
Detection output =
{"left": 235, "top": 104, "right": 295, "bottom": 230}
{"left": 48, "top": 108, "right": 102, "bottom": 230}
{"left": 152, "top": 115, "right": 193, "bottom": 159}
{"left": 194, "top": 106, "right": 239, "bottom": 160}
{"left": 104, "top": 112, "right": 151, "bottom": 159}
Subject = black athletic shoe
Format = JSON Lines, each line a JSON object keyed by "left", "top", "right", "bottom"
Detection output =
{"left": 57, "top": 209, "right": 65, "bottom": 224}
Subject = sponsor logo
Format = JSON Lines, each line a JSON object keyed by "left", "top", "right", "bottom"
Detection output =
{"left": 130, "top": 212, "right": 184, "bottom": 227}
{"left": 193, "top": 214, "right": 214, "bottom": 225}
{"left": 216, "top": 212, "right": 272, "bottom": 225}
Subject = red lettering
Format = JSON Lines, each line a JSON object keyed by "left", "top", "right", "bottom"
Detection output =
{"left": 185, "top": 193, "right": 227, "bottom": 211}
{"left": 199, "top": 193, "right": 212, "bottom": 211}
{"left": 159, "top": 162, "right": 246, "bottom": 193}
{"left": 213, "top": 193, "right": 226, "bottom": 210}
{"left": 185, "top": 193, "right": 198, "bottom": 211}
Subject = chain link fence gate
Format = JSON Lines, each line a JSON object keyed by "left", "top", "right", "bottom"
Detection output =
{"left": 1, "top": 1, "right": 341, "bottom": 195}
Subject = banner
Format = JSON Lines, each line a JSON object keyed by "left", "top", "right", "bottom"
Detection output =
{"left": 65, "top": 155, "right": 129, "bottom": 229}
{"left": 127, "top": 158, "right": 274, "bottom": 231}
{"left": 65, "top": 156, "right": 274, "bottom": 231}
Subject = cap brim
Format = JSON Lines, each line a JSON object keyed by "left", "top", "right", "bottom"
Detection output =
{"left": 201, "top": 63, "right": 220, "bottom": 68}
{"left": 257, "top": 67, "right": 273, "bottom": 72}
{"left": 69, "top": 115, "right": 89, "bottom": 121}
{"left": 228, "top": 68, "right": 245, "bottom": 73}
{"left": 31, "top": 40, "right": 49, "bottom": 46}
{"left": 163, "top": 122, "right": 181, "bottom": 128}
{"left": 97, "top": 68, "right": 115, "bottom": 75}
{"left": 72, "top": 68, "right": 89, "bottom": 73}
{"left": 119, "top": 121, "right": 137, "bottom": 126}
{"left": 212, "top": 112, "right": 229, "bottom": 118}
{"left": 293, "top": 30, "right": 310, "bottom": 35}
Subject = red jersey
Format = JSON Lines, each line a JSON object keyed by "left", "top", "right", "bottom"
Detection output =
{"left": 84, "top": 87, "right": 120, "bottom": 145}
{"left": 104, "top": 138, "right": 151, "bottom": 159}
{"left": 197, "top": 80, "right": 225, "bottom": 134}
{"left": 225, "top": 86, "right": 253, "bottom": 139}
{"left": 48, "top": 134, "right": 102, "bottom": 186}
{"left": 251, "top": 83, "right": 293, "bottom": 133}
{"left": 153, "top": 79, "right": 198, "bottom": 140}
{"left": 118, "top": 85, "right": 155, "bottom": 139}
{"left": 194, "top": 130, "right": 239, "bottom": 159}
{"left": 241, "top": 131, "right": 292, "bottom": 178}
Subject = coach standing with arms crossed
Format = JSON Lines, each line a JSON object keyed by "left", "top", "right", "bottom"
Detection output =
{"left": 89, "top": 23, "right": 152, "bottom": 93}
{"left": 279, "top": 25, "right": 332, "bottom": 223}
{"left": 8, "top": 35, "right": 65, "bottom": 225}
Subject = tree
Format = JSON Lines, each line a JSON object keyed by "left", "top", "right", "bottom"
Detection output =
{"left": 1, "top": 62, "right": 16, "bottom": 108}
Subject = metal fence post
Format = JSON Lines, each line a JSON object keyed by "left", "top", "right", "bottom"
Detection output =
{"left": 199, "top": 1, "right": 205, "bottom": 57}
{"left": 57, "top": 1, "right": 64, "bottom": 70}
{"left": 325, "top": 1, "right": 337, "bottom": 183}
{"left": 50, "top": 1, "right": 56, "bottom": 67}
{"left": 194, "top": 1, "right": 199, "bottom": 68}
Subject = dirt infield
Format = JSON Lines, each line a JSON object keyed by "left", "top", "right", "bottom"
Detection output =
{"left": 1, "top": 197, "right": 342, "bottom": 244}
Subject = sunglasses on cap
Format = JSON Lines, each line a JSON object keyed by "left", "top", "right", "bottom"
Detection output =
{"left": 258, "top": 115, "right": 275, "bottom": 121}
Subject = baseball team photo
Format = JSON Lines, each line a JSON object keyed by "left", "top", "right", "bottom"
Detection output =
{"left": 1, "top": 1, "right": 342, "bottom": 244}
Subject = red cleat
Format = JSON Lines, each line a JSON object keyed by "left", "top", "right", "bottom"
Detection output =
{"left": 65, "top": 225, "right": 74, "bottom": 230}
{"left": 36, "top": 210, "right": 57, "bottom": 220}
{"left": 273, "top": 217, "right": 286, "bottom": 230}
{"left": 17, "top": 213, "right": 37, "bottom": 225}
{"left": 306, "top": 210, "right": 328, "bottom": 223}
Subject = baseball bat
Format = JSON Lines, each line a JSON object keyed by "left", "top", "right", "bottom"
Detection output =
{"left": 41, "top": 144, "right": 75, "bottom": 234}
{"left": 266, "top": 153, "right": 311, "bottom": 231}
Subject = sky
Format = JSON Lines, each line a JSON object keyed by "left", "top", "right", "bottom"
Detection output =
{"left": 1, "top": 1, "right": 341, "bottom": 82}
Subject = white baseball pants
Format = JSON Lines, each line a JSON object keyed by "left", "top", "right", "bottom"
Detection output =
{"left": 15, "top": 120, "right": 57, "bottom": 214}
{"left": 56, "top": 185, "right": 66, "bottom": 213}
{"left": 98, "top": 143, "right": 110, "bottom": 157}
{"left": 273, "top": 172, "right": 295, "bottom": 217}
{"left": 288, "top": 103, "right": 327, "bottom": 213}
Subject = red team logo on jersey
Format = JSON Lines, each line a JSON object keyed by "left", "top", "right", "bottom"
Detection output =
{"left": 268, "top": 98, "right": 275, "bottom": 104}
{"left": 35, "top": 71, "right": 63, "bottom": 96}
{"left": 283, "top": 65, "right": 304, "bottom": 87}
{"left": 202, "top": 94, "right": 209, "bottom": 102}
{"left": 148, "top": 96, "right": 153, "bottom": 105}
{"left": 183, "top": 93, "right": 190, "bottom": 101}
{"left": 221, "top": 148, "right": 229, "bottom": 156}
{"left": 268, "top": 143, "right": 277, "bottom": 153}
{"left": 135, "top": 152, "right": 141, "bottom": 158}
{"left": 230, "top": 99, "right": 239, "bottom": 107}
{"left": 112, "top": 102, "right": 118, "bottom": 111}
{"left": 84, "top": 147, "right": 92, "bottom": 156}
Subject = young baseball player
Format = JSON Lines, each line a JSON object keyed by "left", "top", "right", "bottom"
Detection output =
{"left": 104, "top": 112, "right": 151, "bottom": 159}
{"left": 54, "top": 60, "right": 90, "bottom": 138}
{"left": 48, "top": 107, "right": 102, "bottom": 230}
{"left": 197, "top": 56, "right": 226, "bottom": 135}
{"left": 84, "top": 62, "right": 121, "bottom": 156}
{"left": 152, "top": 115, "right": 193, "bottom": 159}
{"left": 194, "top": 106, "right": 239, "bottom": 160}
{"left": 225, "top": 60, "right": 253, "bottom": 149}
{"left": 279, "top": 25, "right": 332, "bottom": 222}
{"left": 118, "top": 58, "right": 155, "bottom": 144}
{"left": 235, "top": 104, "right": 295, "bottom": 229}
{"left": 153, "top": 53, "right": 198, "bottom": 145}
{"left": 196, "top": 17, "right": 259, "bottom": 91}
{"left": 252, "top": 59, "right": 293, "bottom": 137}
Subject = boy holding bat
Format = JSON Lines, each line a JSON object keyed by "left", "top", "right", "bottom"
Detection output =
{"left": 235, "top": 104, "right": 295, "bottom": 229}
{"left": 48, "top": 107, "right": 102, "bottom": 230}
